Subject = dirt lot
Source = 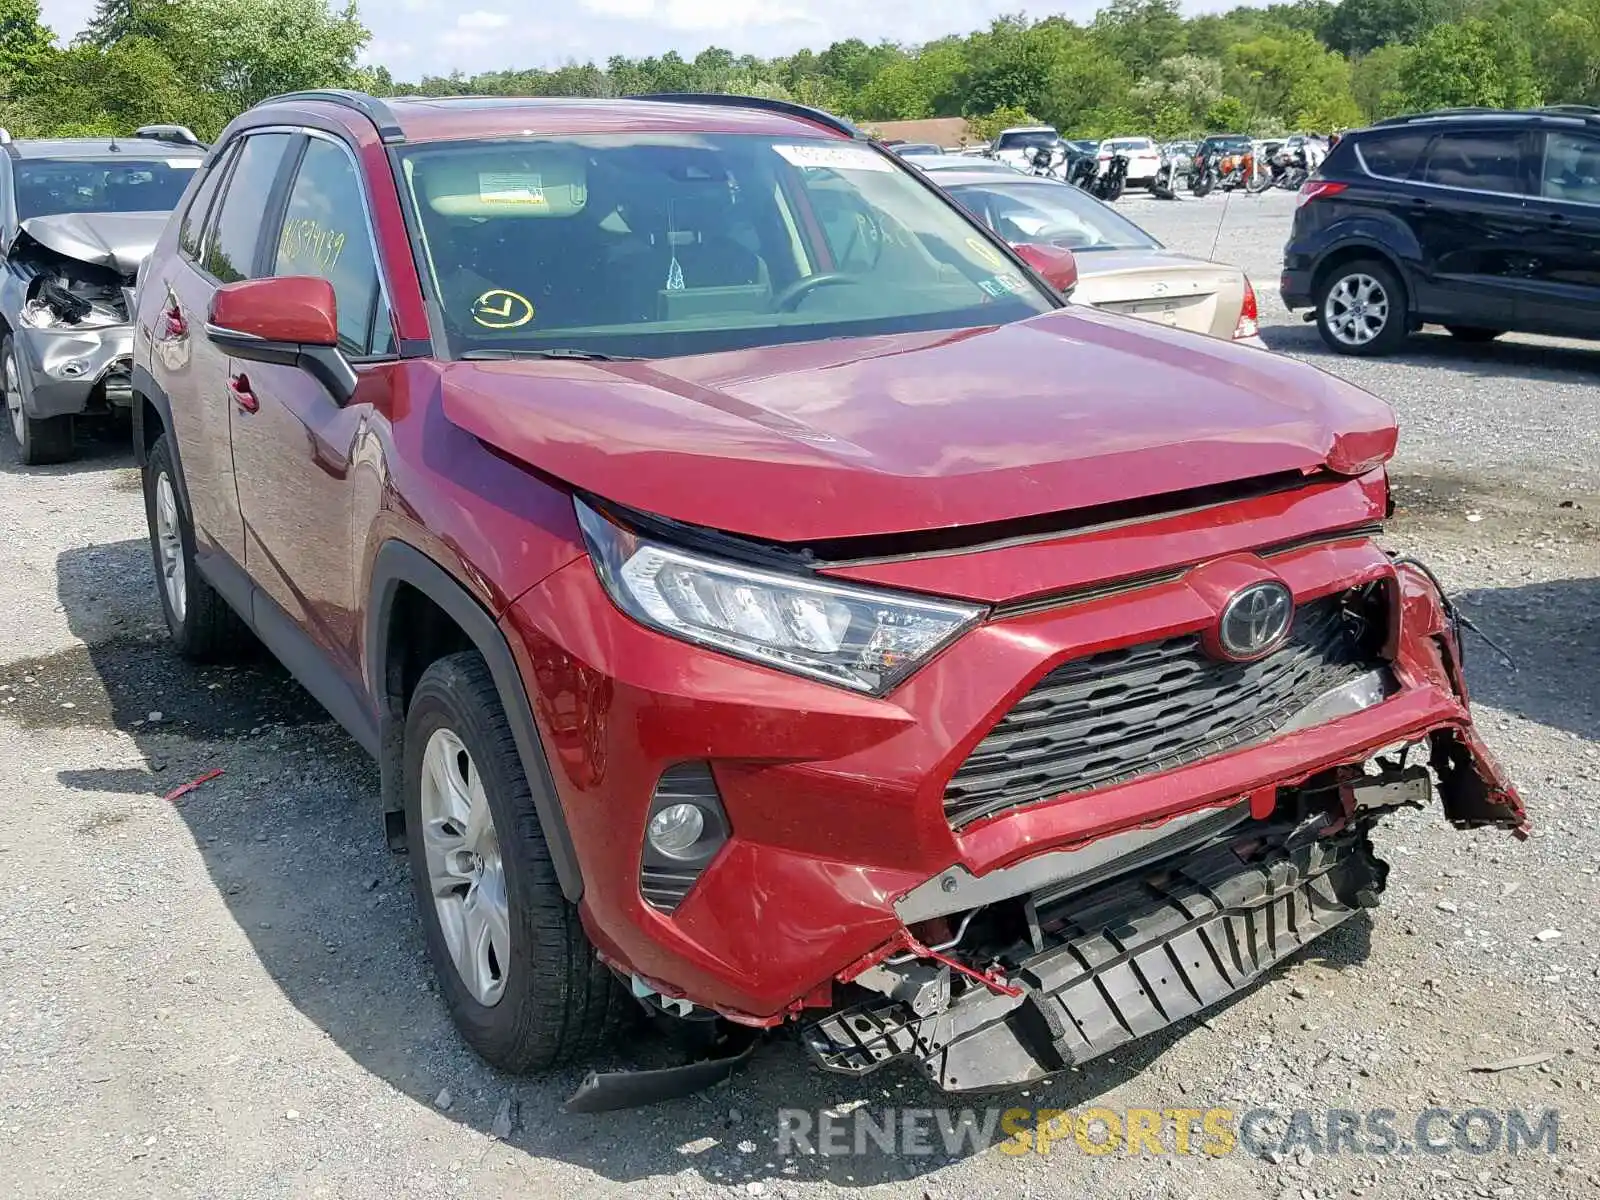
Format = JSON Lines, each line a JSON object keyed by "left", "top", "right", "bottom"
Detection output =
{"left": 1, "top": 189, "right": 1596, "bottom": 1199}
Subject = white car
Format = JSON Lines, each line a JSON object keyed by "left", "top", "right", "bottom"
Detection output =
{"left": 1098, "top": 136, "right": 1163, "bottom": 187}
{"left": 987, "top": 125, "right": 1061, "bottom": 171}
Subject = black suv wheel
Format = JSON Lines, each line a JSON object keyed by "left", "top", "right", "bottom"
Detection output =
{"left": 1314, "top": 259, "right": 1409, "bottom": 356}
{"left": 404, "top": 651, "right": 624, "bottom": 1071}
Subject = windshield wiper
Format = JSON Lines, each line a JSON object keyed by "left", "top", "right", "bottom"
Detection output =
{"left": 460, "top": 348, "right": 642, "bottom": 362}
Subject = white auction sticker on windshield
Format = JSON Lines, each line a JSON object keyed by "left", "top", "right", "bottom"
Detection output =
{"left": 479, "top": 172, "right": 547, "bottom": 205}
{"left": 772, "top": 144, "right": 893, "bottom": 172}
{"left": 167, "top": 160, "right": 201, "bottom": 169}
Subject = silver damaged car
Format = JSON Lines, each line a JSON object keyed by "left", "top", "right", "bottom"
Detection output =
{"left": 1, "top": 126, "right": 205, "bottom": 464}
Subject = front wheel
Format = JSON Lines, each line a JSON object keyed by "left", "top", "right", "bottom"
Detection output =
{"left": 404, "top": 651, "right": 624, "bottom": 1071}
{"left": 1101, "top": 177, "right": 1125, "bottom": 202}
{"left": 3, "top": 338, "right": 74, "bottom": 465}
{"left": 1191, "top": 171, "right": 1215, "bottom": 198}
{"left": 1314, "top": 259, "right": 1409, "bottom": 356}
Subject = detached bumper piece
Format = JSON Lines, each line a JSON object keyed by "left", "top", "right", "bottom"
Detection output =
{"left": 804, "top": 819, "right": 1386, "bottom": 1092}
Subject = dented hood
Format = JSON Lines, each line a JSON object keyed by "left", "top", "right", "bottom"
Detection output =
{"left": 441, "top": 306, "right": 1398, "bottom": 544}
{"left": 16, "top": 212, "right": 169, "bottom": 277}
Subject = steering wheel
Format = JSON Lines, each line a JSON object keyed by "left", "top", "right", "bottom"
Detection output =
{"left": 773, "top": 272, "right": 860, "bottom": 312}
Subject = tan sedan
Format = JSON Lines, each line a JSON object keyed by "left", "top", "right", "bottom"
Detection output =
{"left": 934, "top": 169, "right": 1264, "bottom": 346}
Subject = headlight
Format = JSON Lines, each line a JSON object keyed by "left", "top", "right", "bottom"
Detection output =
{"left": 575, "top": 499, "right": 984, "bottom": 695}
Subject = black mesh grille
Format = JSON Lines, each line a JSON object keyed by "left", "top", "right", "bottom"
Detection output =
{"left": 944, "top": 594, "right": 1385, "bottom": 827}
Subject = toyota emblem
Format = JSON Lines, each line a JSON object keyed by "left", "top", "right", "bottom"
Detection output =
{"left": 1217, "top": 581, "right": 1294, "bottom": 660}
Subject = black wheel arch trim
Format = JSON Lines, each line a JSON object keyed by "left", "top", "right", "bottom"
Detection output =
{"left": 366, "top": 540, "right": 585, "bottom": 902}
{"left": 131, "top": 363, "right": 195, "bottom": 514}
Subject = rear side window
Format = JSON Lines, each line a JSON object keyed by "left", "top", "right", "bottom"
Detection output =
{"left": 272, "top": 137, "right": 392, "bottom": 356}
{"left": 1541, "top": 131, "right": 1600, "bottom": 205}
{"left": 1354, "top": 132, "right": 1429, "bottom": 180}
{"left": 1420, "top": 132, "right": 1526, "bottom": 194}
{"left": 178, "top": 145, "right": 236, "bottom": 260}
{"left": 203, "top": 132, "right": 292, "bottom": 283}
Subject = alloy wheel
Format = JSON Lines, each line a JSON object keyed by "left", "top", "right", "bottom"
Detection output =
{"left": 1324, "top": 273, "right": 1390, "bottom": 346}
{"left": 153, "top": 473, "right": 187, "bottom": 626}
{"left": 419, "top": 727, "right": 511, "bottom": 1007}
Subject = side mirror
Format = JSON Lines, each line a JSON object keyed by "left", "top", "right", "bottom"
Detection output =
{"left": 206, "top": 276, "right": 356, "bottom": 404}
{"left": 1013, "top": 243, "right": 1079, "bottom": 295}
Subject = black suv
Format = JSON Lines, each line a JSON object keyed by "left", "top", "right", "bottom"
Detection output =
{"left": 1282, "top": 106, "right": 1600, "bottom": 355}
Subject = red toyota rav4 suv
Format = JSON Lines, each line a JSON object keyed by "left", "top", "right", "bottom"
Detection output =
{"left": 132, "top": 90, "right": 1523, "bottom": 1106}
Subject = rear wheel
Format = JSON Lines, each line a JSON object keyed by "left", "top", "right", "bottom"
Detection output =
{"left": 1315, "top": 259, "right": 1409, "bottom": 356}
{"left": 3, "top": 338, "right": 74, "bottom": 465}
{"left": 404, "top": 651, "right": 624, "bottom": 1071}
{"left": 1446, "top": 326, "right": 1504, "bottom": 343}
{"left": 142, "top": 433, "right": 251, "bottom": 660}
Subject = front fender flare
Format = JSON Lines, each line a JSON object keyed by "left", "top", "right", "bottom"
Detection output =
{"left": 366, "top": 540, "right": 584, "bottom": 902}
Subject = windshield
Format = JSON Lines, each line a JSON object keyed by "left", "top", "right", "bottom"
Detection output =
{"left": 996, "top": 130, "right": 1059, "bottom": 151}
{"left": 400, "top": 134, "right": 1054, "bottom": 360}
{"left": 947, "top": 180, "right": 1161, "bottom": 253}
{"left": 13, "top": 158, "right": 200, "bottom": 219}
{"left": 1105, "top": 140, "right": 1152, "bottom": 152}
{"left": 1206, "top": 137, "right": 1253, "bottom": 153}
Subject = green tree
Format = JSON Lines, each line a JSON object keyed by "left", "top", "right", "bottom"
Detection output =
{"left": 1397, "top": 18, "right": 1541, "bottom": 110}
{"left": 0, "top": 0, "right": 56, "bottom": 93}
{"left": 967, "top": 104, "right": 1038, "bottom": 141}
{"left": 1092, "top": 0, "right": 1187, "bottom": 74}
{"left": 854, "top": 55, "right": 931, "bottom": 120}
{"left": 1205, "top": 94, "right": 1251, "bottom": 132}
{"left": 1226, "top": 31, "right": 1360, "bottom": 129}
{"left": 1131, "top": 53, "right": 1223, "bottom": 132}
{"left": 178, "top": 0, "right": 369, "bottom": 113}
{"left": 1351, "top": 43, "right": 1410, "bottom": 119}
{"left": 1322, "top": 0, "right": 1455, "bottom": 56}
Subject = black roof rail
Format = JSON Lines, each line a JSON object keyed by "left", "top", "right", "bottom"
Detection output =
{"left": 628, "top": 92, "right": 865, "bottom": 140}
{"left": 1372, "top": 107, "right": 1514, "bottom": 126}
{"left": 1536, "top": 104, "right": 1600, "bottom": 120}
{"left": 264, "top": 89, "right": 406, "bottom": 144}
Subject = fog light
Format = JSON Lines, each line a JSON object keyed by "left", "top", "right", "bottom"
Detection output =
{"left": 647, "top": 803, "right": 705, "bottom": 860}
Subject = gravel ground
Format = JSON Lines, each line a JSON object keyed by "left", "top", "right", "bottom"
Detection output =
{"left": 1, "top": 189, "right": 1596, "bottom": 1199}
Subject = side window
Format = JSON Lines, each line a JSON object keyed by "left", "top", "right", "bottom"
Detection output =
{"left": 1420, "top": 132, "right": 1526, "bottom": 194}
{"left": 1541, "top": 131, "right": 1600, "bottom": 205}
{"left": 1354, "top": 132, "right": 1429, "bottom": 181}
{"left": 203, "top": 132, "right": 292, "bottom": 284}
{"left": 272, "top": 137, "right": 392, "bottom": 356}
{"left": 179, "top": 144, "right": 236, "bottom": 260}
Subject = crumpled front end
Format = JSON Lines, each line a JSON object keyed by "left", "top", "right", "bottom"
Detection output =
{"left": 507, "top": 472, "right": 1522, "bottom": 1091}
{"left": 4, "top": 215, "right": 149, "bottom": 420}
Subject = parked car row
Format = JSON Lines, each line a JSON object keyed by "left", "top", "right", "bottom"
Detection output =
{"left": 2, "top": 95, "right": 1531, "bottom": 1114}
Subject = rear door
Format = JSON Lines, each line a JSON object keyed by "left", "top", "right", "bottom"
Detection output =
{"left": 1408, "top": 127, "right": 1538, "bottom": 328}
{"left": 148, "top": 132, "right": 294, "bottom": 565}
{"left": 1519, "top": 127, "right": 1600, "bottom": 337}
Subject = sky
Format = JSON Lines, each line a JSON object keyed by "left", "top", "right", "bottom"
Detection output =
{"left": 37, "top": 1, "right": 1239, "bottom": 81}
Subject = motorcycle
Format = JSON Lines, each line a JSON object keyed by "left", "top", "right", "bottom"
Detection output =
{"left": 1067, "top": 153, "right": 1099, "bottom": 191}
{"left": 1191, "top": 149, "right": 1262, "bottom": 196}
{"left": 1150, "top": 146, "right": 1193, "bottom": 199}
{"left": 1091, "top": 153, "right": 1129, "bottom": 201}
{"left": 1027, "top": 142, "right": 1066, "bottom": 180}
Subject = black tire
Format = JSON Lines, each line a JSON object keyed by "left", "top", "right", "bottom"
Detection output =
{"left": 3, "top": 337, "right": 75, "bottom": 465}
{"left": 1313, "top": 258, "right": 1410, "bottom": 356}
{"left": 1191, "top": 171, "right": 1215, "bottom": 198}
{"left": 142, "top": 433, "right": 252, "bottom": 660}
{"left": 1446, "top": 326, "right": 1504, "bottom": 343}
{"left": 404, "top": 651, "right": 624, "bottom": 1072}
{"left": 1102, "top": 177, "right": 1125, "bottom": 202}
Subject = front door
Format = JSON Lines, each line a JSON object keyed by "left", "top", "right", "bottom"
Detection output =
{"left": 227, "top": 133, "right": 396, "bottom": 685}
{"left": 1408, "top": 128, "right": 1538, "bottom": 330}
{"left": 1518, "top": 129, "right": 1600, "bottom": 338}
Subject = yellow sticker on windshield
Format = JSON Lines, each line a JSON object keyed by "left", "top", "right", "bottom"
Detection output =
{"left": 966, "top": 237, "right": 1005, "bottom": 269}
{"left": 471, "top": 289, "right": 535, "bottom": 329}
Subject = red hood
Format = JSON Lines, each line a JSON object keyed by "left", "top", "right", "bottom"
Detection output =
{"left": 441, "top": 307, "right": 1397, "bottom": 544}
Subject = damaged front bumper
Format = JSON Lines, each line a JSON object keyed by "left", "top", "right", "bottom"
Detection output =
{"left": 13, "top": 319, "right": 135, "bottom": 420}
